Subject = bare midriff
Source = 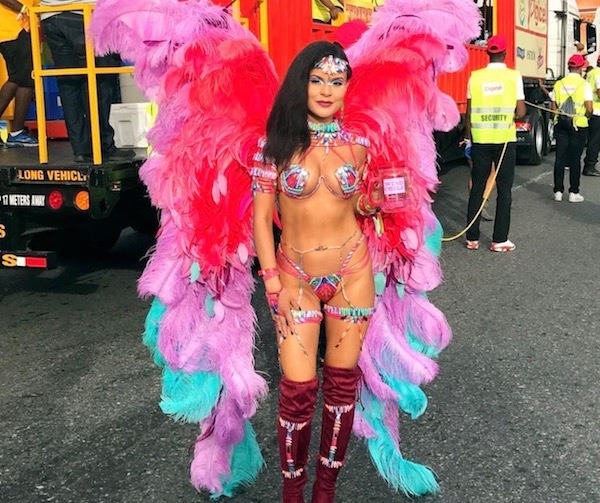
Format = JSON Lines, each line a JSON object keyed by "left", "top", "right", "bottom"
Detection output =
{"left": 278, "top": 142, "right": 368, "bottom": 278}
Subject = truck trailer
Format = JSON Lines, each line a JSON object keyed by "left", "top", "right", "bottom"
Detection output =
{"left": 437, "top": 0, "right": 595, "bottom": 164}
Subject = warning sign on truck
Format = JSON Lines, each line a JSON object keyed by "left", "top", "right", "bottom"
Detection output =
{"left": 515, "top": 0, "right": 548, "bottom": 79}
{"left": 0, "top": 194, "right": 46, "bottom": 207}
{"left": 15, "top": 168, "right": 88, "bottom": 183}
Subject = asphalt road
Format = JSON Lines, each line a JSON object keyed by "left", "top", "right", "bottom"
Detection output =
{"left": 1, "top": 153, "right": 599, "bottom": 503}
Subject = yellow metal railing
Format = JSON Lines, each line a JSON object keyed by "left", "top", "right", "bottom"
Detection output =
{"left": 231, "top": 0, "right": 269, "bottom": 51}
{"left": 259, "top": 0, "right": 269, "bottom": 51}
{"left": 27, "top": 2, "right": 271, "bottom": 165}
{"left": 29, "top": 3, "right": 133, "bottom": 165}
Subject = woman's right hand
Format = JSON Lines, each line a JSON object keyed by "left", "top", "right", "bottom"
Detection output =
{"left": 274, "top": 287, "right": 300, "bottom": 337}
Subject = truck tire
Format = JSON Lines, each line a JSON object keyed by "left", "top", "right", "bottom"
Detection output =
{"left": 545, "top": 116, "right": 554, "bottom": 155}
{"left": 521, "top": 113, "right": 544, "bottom": 165}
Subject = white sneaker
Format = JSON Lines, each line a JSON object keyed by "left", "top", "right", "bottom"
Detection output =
{"left": 568, "top": 192, "right": 584, "bottom": 203}
{"left": 490, "top": 240, "right": 516, "bottom": 252}
{"left": 553, "top": 191, "right": 563, "bottom": 202}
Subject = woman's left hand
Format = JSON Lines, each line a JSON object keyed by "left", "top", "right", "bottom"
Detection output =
{"left": 368, "top": 179, "right": 384, "bottom": 208}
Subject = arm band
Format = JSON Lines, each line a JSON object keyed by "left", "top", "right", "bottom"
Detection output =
{"left": 258, "top": 268, "right": 279, "bottom": 281}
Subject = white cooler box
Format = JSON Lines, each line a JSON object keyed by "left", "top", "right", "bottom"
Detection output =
{"left": 109, "top": 102, "right": 151, "bottom": 150}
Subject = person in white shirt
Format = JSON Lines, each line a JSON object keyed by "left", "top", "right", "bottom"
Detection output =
{"left": 40, "top": 0, "right": 134, "bottom": 162}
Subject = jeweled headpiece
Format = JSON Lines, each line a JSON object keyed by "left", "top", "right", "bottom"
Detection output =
{"left": 314, "top": 55, "right": 349, "bottom": 75}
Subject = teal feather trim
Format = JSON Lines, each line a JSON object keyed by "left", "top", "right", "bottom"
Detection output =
{"left": 374, "top": 272, "right": 387, "bottom": 295}
{"left": 205, "top": 293, "right": 216, "bottom": 318}
{"left": 361, "top": 394, "right": 439, "bottom": 496}
{"left": 383, "top": 374, "right": 428, "bottom": 419}
{"left": 424, "top": 218, "right": 443, "bottom": 256}
{"left": 396, "top": 282, "right": 405, "bottom": 298}
{"left": 366, "top": 434, "right": 440, "bottom": 497}
{"left": 212, "top": 421, "right": 265, "bottom": 500}
{"left": 190, "top": 261, "right": 201, "bottom": 282}
{"left": 407, "top": 331, "right": 441, "bottom": 358}
{"left": 160, "top": 368, "right": 222, "bottom": 423}
{"left": 143, "top": 297, "right": 167, "bottom": 367}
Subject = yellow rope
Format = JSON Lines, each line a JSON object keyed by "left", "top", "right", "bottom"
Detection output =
{"left": 442, "top": 141, "right": 508, "bottom": 242}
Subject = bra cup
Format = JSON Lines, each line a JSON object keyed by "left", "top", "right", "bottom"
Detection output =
{"left": 335, "top": 163, "right": 360, "bottom": 195}
{"left": 281, "top": 164, "right": 310, "bottom": 197}
{"left": 280, "top": 163, "right": 360, "bottom": 199}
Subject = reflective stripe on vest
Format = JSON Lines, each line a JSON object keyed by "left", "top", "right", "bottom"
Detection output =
{"left": 469, "top": 67, "right": 518, "bottom": 144}
{"left": 586, "top": 67, "right": 600, "bottom": 113}
{"left": 554, "top": 74, "right": 588, "bottom": 128}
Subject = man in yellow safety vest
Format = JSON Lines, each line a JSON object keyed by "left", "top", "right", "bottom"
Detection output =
{"left": 582, "top": 55, "right": 600, "bottom": 177}
{"left": 464, "top": 34, "right": 526, "bottom": 252}
{"left": 551, "top": 54, "right": 593, "bottom": 202}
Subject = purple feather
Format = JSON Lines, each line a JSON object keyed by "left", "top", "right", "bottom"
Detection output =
{"left": 91, "top": 0, "right": 255, "bottom": 95}
{"left": 157, "top": 269, "right": 267, "bottom": 417}
{"left": 405, "top": 247, "right": 443, "bottom": 292}
{"left": 138, "top": 214, "right": 188, "bottom": 305}
{"left": 347, "top": 0, "right": 481, "bottom": 71}
{"left": 364, "top": 304, "right": 439, "bottom": 385}
{"left": 358, "top": 351, "right": 399, "bottom": 402}
{"left": 190, "top": 417, "right": 232, "bottom": 494}
{"left": 353, "top": 406, "right": 377, "bottom": 439}
{"left": 383, "top": 401, "right": 401, "bottom": 445}
{"left": 213, "top": 392, "right": 246, "bottom": 447}
{"left": 405, "top": 294, "right": 452, "bottom": 351}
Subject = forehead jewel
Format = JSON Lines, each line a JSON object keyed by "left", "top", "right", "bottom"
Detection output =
{"left": 314, "top": 55, "right": 348, "bottom": 75}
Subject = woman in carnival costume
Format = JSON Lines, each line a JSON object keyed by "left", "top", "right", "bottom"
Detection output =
{"left": 254, "top": 41, "right": 377, "bottom": 502}
{"left": 90, "top": 0, "right": 481, "bottom": 501}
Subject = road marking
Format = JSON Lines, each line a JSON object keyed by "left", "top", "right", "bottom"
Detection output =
{"left": 514, "top": 169, "right": 553, "bottom": 191}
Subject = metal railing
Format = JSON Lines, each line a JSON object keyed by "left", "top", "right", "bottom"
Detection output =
{"left": 29, "top": 3, "right": 133, "bottom": 165}
{"left": 232, "top": 0, "right": 269, "bottom": 50}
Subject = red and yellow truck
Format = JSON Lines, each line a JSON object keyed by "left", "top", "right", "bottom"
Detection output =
{"left": 232, "top": 0, "right": 595, "bottom": 164}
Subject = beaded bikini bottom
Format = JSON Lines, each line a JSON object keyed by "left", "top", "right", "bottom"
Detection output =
{"left": 274, "top": 230, "right": 376, "bottom": 356}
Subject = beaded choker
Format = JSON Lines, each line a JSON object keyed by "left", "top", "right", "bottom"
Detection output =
{"left": 308, "top": 120, "right": 340, "bottom": 134}
{"left": 308, "top": 120, "right": 345, "bottom": 157}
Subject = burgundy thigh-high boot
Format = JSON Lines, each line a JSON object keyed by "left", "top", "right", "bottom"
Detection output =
{"left": 311, "top": 365, "right": 362, "bottom": 503}
{"left": 279, "top": 375, "right": 319, "bottom": 503}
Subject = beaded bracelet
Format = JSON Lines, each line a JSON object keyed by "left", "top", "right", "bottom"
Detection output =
{"left": 265, "top": 287, "right": 282, "bottom": 309}
{"left": 356, "top": 194, "right": 376, "bottom": 217}
{"left": 258, "top": 268, "right": 279, "bottom": 281}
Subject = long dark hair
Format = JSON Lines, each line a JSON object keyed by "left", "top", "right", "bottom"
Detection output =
{"left": 264, "top": 41, "right": 352, "bottom": 168}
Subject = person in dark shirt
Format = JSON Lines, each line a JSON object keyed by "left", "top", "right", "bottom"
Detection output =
{"left": 0, "top": 0, "right": 38, "bottom": 147}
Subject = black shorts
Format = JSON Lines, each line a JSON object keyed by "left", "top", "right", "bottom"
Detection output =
{"left": 0, "top": 29, "right": 34, "bottom": 88}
